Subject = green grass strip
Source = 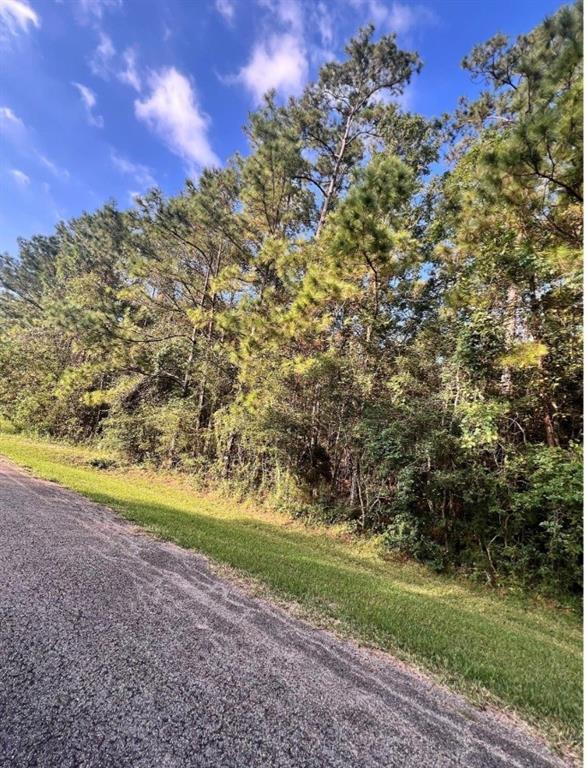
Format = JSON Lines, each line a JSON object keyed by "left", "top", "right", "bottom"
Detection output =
{"left": 0, "top": 433, "right": 582, "bottom": 751}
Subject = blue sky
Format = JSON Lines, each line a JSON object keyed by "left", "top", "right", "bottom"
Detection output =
{"left": 0, "top": 0, "right": 564, "bottom": 255}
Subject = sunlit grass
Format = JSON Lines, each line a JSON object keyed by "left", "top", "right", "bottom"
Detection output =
{"left": 0, "top": 432, "right": 582, "bottom": 753}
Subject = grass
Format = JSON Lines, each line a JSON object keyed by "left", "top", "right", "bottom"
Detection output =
{"left": 0, "top": 432, "right": 582, "bottom": 755}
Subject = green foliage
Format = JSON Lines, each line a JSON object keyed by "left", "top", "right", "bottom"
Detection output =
{"left": 1, "top": 433, "right": 582, "bottom": 750}
{"left": 0, "top": 3, "right": 582, "bottom": 598}
{"left": 506, "top": 445, "right": 583, "bottom": 593}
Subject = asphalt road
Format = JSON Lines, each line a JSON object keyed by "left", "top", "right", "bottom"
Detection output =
{"left": 0, "top": 458, "right": 569, "bottom": 768}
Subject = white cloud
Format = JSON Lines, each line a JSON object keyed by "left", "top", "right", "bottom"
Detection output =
{"left": 349, "top": 0, "right": 387, "bottom": 29}
{"left": 315, "top": 1, "right": 333, "bottom": 48}
{"left": 236, "top": 33, "right": 307, "bottom": 103}
{"left": 0, "top": 0, "right": 40, "bottom": 36}
{"left": 89, "top": 36, "right": 142, "bottom": 92}
{"left": 117, "top": 47, "right": 141, "bottom": 91}
{"left": 215, "top": 0, "right": 234, "bottom": 23}
{"left": 0, "top": 107, "right": 69, "bottom": 181}
{"left": 0, "top": 107, "right": 69, "bottom": 180}
{"left": 259, "top": 0, "right": 302, "bottom": 34}
{"left": 0, "top": 105, "right": 24, "bottom": 131}
{"left": 72, "top": 82, "right": 104, "bottom": 128}
{"left": 135, "top": 67, "right": 219, "bottom": 171}
{"left": 351, "top": 0, "right": 436, "bottom": 36}
{"left": 75, "top": 0, "right": 121, "bottom": 25}
{"left": 10, "top": 168, "right": 30, "bottom": 186}
{"left": 73, "top": 82, "right": 96, "bottom": 109}
{"left": 309, "top": 1, "right": 336, "bottom": 64}
{"left": 110, "top": 148, "right": 155, "bottom": 188}
{"left": 387, "top": 2, "right": 435, "bottom": 34}
{"left": 231, "top": 0, "right": 308, "bottom": 103}
{"left": 89, "top": 31, "right": 115, "bottom": 77}
{"left": 37, "top": 153, "right": 70, "bottom": 181}
{"left": 0, "top": 104, "right": 27, "bottom": 145}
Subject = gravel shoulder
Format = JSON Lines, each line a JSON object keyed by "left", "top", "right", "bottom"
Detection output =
{"left": 0, "top": 458, "right": 571, "bottom": 768}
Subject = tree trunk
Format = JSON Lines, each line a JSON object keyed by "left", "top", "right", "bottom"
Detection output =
{"left": 500, "top": 284, "right": 519, "bottom": 396}
{"left": 166, "top": 246, "right": 221, "bottom": 468}
{"left": 315, "top": 111, "right": 355, "bottom": 237}
{"left": 195, "top": 246, "right": 221, "bottom": 433}
{"left": 544, "top": 411, "right": 559, "bottom": 448}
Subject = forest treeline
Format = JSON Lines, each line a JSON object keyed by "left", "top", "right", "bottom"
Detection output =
{"left": 0, "top": 3, "right": 582, "bottom": 595}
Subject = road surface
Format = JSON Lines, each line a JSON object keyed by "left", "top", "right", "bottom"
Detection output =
{"left": 0, "top": 458, "right": 568, "bottom": 767}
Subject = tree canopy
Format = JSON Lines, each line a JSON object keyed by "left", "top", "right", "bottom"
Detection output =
{"left": 0, "top": 3, "right": 582, "bottom": 596}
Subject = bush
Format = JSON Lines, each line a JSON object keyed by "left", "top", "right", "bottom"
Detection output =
{"left": 507, "top": 444, "right": 583, "bottom": 594}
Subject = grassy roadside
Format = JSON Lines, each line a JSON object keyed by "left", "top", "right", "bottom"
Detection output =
{"left": 0, "top": 432, "right": 582, "bottom": 754}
